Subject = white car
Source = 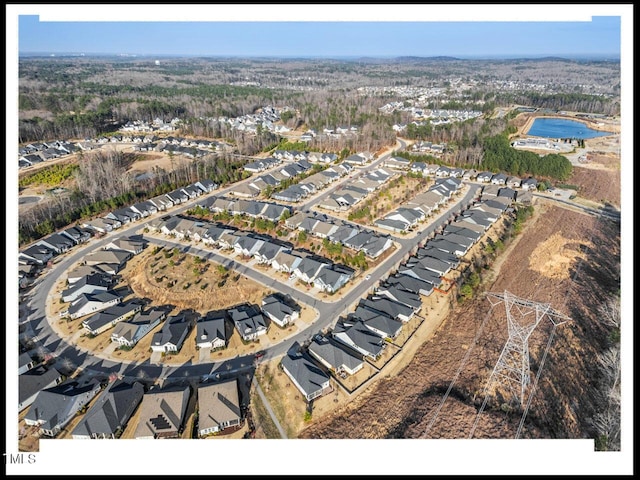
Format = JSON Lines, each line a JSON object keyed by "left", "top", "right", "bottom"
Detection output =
{"left": 365, "top": 274, "right": 371, "bottom": 280}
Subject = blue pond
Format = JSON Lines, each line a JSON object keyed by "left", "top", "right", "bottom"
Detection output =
{"left": 527, "top": 117, "right": 611, "bottom": 140}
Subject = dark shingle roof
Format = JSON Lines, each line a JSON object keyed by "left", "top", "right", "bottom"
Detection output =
{"left": 71, "top": 380, "right": 144, "bottom": 438}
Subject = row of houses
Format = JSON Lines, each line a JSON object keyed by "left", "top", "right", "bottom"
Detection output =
{"left": 280, "top": 188, "right": 515, "bottom": 402}
{"left": 375, "top": 177, "right": 464, "bottom": 233}
{"left": 18, "top": 179, "right": 218, "bottom": 288}
{"left": 149, "top": 213, "right": 356, "bottom": 294}
{"left": 279, "top": 274, "right": 429, "bottom": 401}
{"left": 406, "top": 162, "right": 540, "bottom": 192}
{"left": 101, "top": 134, "right": 229, "bottom": 155}
{"left": 18, "top": 140, "right": 79, "bottom": 168}
{"left": 119, "top": 117, "right": 181, "bottom": 133}
{"left": 21, "top": 371, "right": 244, "bottom": 439}
{"left": 235, "top": 158, "right": 314, "bottom": 198}
{"left": 271, "top": 149, "right": 338, "bottom": 164}
{"left": 317, "top": 168, "right": 394, "bottom": 212}
{"left": 73, "top": 285, "right": 299, "bottom": 353}
{"left": 147, "top": 293, "right": 301, "bottom": 354}
{"left": 200, "top": 196, "right": 292, "bottom": 223}
{"left": 58, "top": 236, "right": 146, "bottom": 320}
{"left": 271, "top": 163, "right": 354, "bottom": 203}
{"left": 79, "top": 180, "right": 218, "bottom": 236}
{"left": 284, "top": 211, "right": 394, "bottom": 260}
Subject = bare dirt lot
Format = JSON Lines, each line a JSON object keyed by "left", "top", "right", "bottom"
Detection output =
{"left": 298, "top": 202, "right": 620, "bottom": 440}
{"left": 565, "top": 165, "right": 620, "bottom": 208}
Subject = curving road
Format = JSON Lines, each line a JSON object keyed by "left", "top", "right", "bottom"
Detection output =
{"left": 22, "top": 140, "right": 479, "bottom": 383}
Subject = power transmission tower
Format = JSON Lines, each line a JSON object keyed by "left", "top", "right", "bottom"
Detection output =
{"left": 484, "top": 290, "right": 571, "bottom": 407}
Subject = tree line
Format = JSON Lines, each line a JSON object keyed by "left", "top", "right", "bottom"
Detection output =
{"left": 18, "top": 150, "right": 249, "bottom": 246}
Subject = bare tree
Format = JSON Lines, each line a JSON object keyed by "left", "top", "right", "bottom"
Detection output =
{"left": 598, "top": 297, "right": 621, "bottom": 329}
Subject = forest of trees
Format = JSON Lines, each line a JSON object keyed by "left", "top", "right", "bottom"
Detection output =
{"left": 481, "top": 133, "right": 573, "bottom": 180}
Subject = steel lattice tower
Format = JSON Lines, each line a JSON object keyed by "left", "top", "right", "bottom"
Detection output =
{"left": 485, "top": 290, "right": 571, "bottom": 406}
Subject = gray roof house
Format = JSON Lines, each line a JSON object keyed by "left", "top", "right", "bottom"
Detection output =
{"left": 24, "top": 378, "right": 102, "bottom": 437}
{"left": 260, "top": 203, "right": 291, "bottom": 222}
{"left": 67, "top": 265, "right": 112, "bottom": 285}
{"left": 82, "top": 301, "right": 143, "bottom": 336}
{"left": 281, "top": 343, "right": 331, "bottom": 402}
{"left": 197, "top": 379, "right": 242, "bottom": 436}
{"left": 130, "top": 200, "right": 158, "bottom": 218}
{"left": 397, "top": 265, "right": 443, "bottom": 287}
{"left": 61, "top": 226, "right": 91, "bottom": 244}
{"left": 65, "top": 291, "right": 123, "bottom": 320}
{"left": 261, "top": 294, "right": 300, "bottom": 328}
{"left": 332, "top": 320, "right": 386, "bottom": 360}
{"left": 438, "top": 232, "right": 475, "bottom": 250}
{"left": 362, "top": 235, "right": 394, "bottom": 259}
{"left": 308, "top": 335, "right": 365, "bottom": 376}
{"left": 386, "top": 273, "right": 434, "bottom": 296}
{"left": 150, "top": 313, "right": 194, "bottom": 353}
{"left": 110, "top": 308, "right": 167, "bottom": 348}
{"left": 18, "top": 352, "right": 36, "bottom": 375}
{"left": 84, "top": 249, "right": 132, "bottom": 268}
{"left": 19, "top": 365, "right": 64, "bottom": 412}
{"left": 444, "top": 224, "right": 484, "bottom": 243}
{"left": 165, "top": 189, "right": 189, "bottom": 204}
{"left": 344, "top": 231, "right": 374, "bottom": 251}
{"left": 294, "top": 257, "right": 327, "bottom": 284}
{"left": 195, "top": 179, "right": 218, "bottom": 193}
{"left": 375, "top": 218, "right": 412, "bottom": 234}
{"left": 411, "top": 255, "right": 452, "bottom": 277}
{"left": 426, "top": 238, "right": 469, "bottom": 257}
{"left": 181, "top": 184, "right": 202, "bottom": 199}
{"left": 417, "top": 247, "right": 460, "bottom": 268}
{"left": 349, "top": 308, "right": 403, "bottom": 340}
{"left": 374, "top": 284, "right": 423, "bottom": 311}
{"left": 35, "top": 233, "right": 75, "bottom": 254}
{"left": 104, "top": 236, "right": 147, "bottom": 255}
{"left": 328, "top": 224, "right": 360, "bottom": 244}
{"left": 476, "top": 171, "right": 494, "bottom": 183}
{"left": 313, "top": 267, "right": 352, "bottom": 294}
{"left": 498, "top": 187, "right": 517, "bottom": 202}
{"left": 521, "top": 177, "right": 538, "bottom": 190}
{"left": 254, "top": 241, "right": 284, "bottom": 265}
{"left": 19, "top": 244, "right": 55, "bottom": 266}
{"left": 491, "top": 173, "right": 508, "bottom": 185}
{"left": 195, "top": 310, "right": 228, "bottom": 350}
{"left": 461, "top": 210, "right": 495, "bottom": 229}
{"left": 71, "top": 380, "right": 144, "bottom": 439}
{"left": 359, "top": 296, "right": 415, "bottom": 323}
{"left": 61, "top": 272, "right": 113, "bottom": 303}
{"left": 229, "top": 304, "right": 268, "bottom": 341}
{"left": 133, "top": 384, "right": 190, "bottom": 439}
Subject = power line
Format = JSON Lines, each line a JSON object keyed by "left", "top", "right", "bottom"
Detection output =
{"left": 468, "top": 291, "right": 571, "bottom": 438}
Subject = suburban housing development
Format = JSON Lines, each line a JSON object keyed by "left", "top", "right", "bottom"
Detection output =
{"left": 15, "top": 31, "right": 622, "bottom": 470}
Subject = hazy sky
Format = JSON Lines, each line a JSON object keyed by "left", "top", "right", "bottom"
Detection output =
{"left": 14, "top": 6, "right": 624, "bottom": 59}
